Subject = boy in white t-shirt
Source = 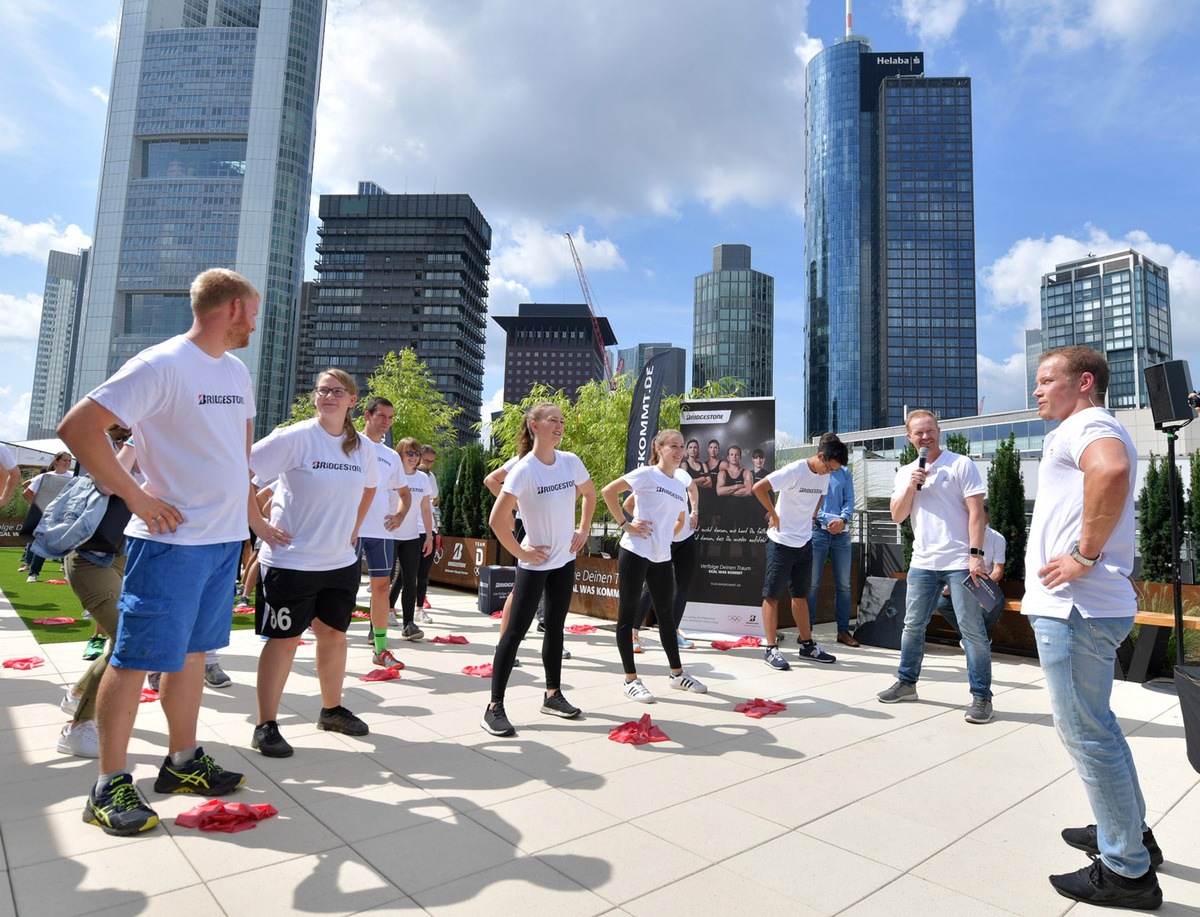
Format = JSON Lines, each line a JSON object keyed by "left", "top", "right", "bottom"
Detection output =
{"left": 751, "top": 436, "right": 848, "bottom": 671}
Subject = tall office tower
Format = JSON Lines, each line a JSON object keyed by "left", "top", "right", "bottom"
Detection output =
{"left": 28, "top": 249, "right": 90, "bottom": 439}
{"left": 71, "top": 0, "right": 326, "bottom": 435}
{"left": 494, "top": 304, "right": 617, "bottom": 405}
{"left": 299, "top": 187, "right": 492, "bottom": 443}
{"left": 617, "top": 342, "right": 687, "bottom": 396}
{"left": 1040, "top": 249, "right": 1171, "bottom": 409}
{"left": 1024, "top": 328, "right": 1043, "bottom": 409}
{"left": 804, "top": 31, "right": 977, "bottom": 436}
{"left": 692, "top": 244, "right": 774, "bottom": 397}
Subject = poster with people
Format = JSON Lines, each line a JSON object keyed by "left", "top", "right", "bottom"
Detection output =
{"left": 679, "top": 396, "right": 775, "bottom": 636}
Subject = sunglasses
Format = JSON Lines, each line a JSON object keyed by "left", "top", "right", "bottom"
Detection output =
{"left": 404, "top": 450, "right": 420, "bottom": 457}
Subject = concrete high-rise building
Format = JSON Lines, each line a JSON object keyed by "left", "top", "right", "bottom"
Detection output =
{"left": 617, "top": 342, "right": 687, "bottom": 396}
{"left": 28, "top": 249, "right": 90, "bottom": 439}
{"left": 804, "top": 30, "right": 977, "bottom": 436}
{"left": 297, "top": 186, "right": 492, "bottom": 442}
{"left": 693, "top": 244, "right": 773, "bottom": 397}
{"left": 1040, "top": 249, "right": 1171, "bottom": 410}
{"left": 71, "top": 0, "right": 326, "bottom": 435}
{"left": 494, "top": 304, "right": 617, "bottom": 405}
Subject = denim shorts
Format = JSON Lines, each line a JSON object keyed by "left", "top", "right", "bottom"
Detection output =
{"left": 110, "top": 538, "right": 241, "bottom": 673}
{"left": 358, "top": 537, "right": 395, "bottom": 578}
{"left": 762, "top": 539, "right": 813, "bottom": 600}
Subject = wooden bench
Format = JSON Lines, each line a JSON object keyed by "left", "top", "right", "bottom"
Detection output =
{"left": 1121, "top": 611, "right": 1200, "bottom": 683}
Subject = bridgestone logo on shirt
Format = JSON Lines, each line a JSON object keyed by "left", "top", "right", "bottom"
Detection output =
{"left": 311, "top": 460, "right": 362, "bottom": 472}
{"left": 197, "top": 394, "right": 246, "bottom": 405}
{"left": 536, "top": 480, "right": 575, "bottom": 495}
{"left": 656, "top": 486, "right": 686, "bottom": 502}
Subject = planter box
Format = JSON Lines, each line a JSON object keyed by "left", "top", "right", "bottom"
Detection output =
{"left": 429, "top": 537, "right": 497, "bottom": 591}
{"left": 570, "top": 554, "right": 620, "bottom": 621}
{"left": 0, "top": 519, "right": 25, "bottom": 548}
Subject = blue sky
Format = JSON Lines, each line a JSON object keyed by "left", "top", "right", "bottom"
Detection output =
{"left": 2, "top": 0, "right": 1199, "bottom": 443}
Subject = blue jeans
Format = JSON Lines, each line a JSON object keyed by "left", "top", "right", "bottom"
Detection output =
{"left": 897, "top": 567, "right": 992, "bottom": 699}
{"left": 808, "top": 528, "right": 852, "bottom": 632}
{"left": 1030, "top": 610, "right": 1150, "bottom": 878}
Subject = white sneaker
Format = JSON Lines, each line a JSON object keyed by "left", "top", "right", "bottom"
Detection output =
{"left": 26, "top": 575, "right": 37, "bottom": 583}
{"left": 668, "top": 671, "right": 708, "bottom": 694}
{"left": 388, "top": 610, "right": 401, "bottom": 627}
{"left": 57, "top": 720, "right": 99, "bottom": 758}
{"left": 622, "top": 677, "right": 655, "bottom": 703}
{"left": 60, "top": 687, "right": 81, "bottom": 716}
{"left": 415, "top": 609, "right": 434, "bottom": 625}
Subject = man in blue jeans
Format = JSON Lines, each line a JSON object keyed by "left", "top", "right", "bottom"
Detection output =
{"left": 1024, "top": 345, "right": 1162, "bottom": 908}
{"left": 807, "top": 433, "right": 858, "bottom": 647}
{"left": 877, "top": 409, "right": 994, "bottom": 724}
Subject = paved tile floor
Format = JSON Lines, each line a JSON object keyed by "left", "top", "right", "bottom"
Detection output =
{"left": 1, "top": 583, "right": 1197, "bottom": 915}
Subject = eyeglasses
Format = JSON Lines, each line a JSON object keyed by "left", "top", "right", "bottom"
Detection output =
{"left": 315, "top": 387, "right": 348, "bottom": 398}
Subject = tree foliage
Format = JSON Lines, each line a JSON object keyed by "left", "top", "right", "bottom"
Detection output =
{"left": 436, "top": 447, "right": 464, "bottom": 537}
{"left": 452, "top": 445, "right": 488, "bottom": 538}
{"left": 1138, "top": 454, "right": 1173, "bottom": 583}
{"left": 365, "top": 350, "right": 460, "bottom": 449}
{"left": 945, "top": 431, "right": 970, "bottom": 456}
{"left": 1189, "top": 450, "right": 1200, "bottom": 542}
{"left": 281, "top": 391, "right": 316, "bottom": 426}
{"left": 986, "top": 432, "right": 1027, "bottom": 582}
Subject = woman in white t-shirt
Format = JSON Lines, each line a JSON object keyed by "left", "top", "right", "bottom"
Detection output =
{"left": 20, "top": 451, "right": 74, "bottom": 582}
{"left": 482, "top": 402, "right": 596, "bottom": 737}
{"left": 601, "top": 429, "right": 708, "bottom": 703}
{"left": 387, "top": 436, "right": 434, "bottom": 640}
{"left": 248, "top": 369, "right": 379, "bottom": 759}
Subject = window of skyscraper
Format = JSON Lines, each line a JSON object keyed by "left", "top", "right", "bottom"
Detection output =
{"left": 143, "top": 139, "right": 248, "bottom": 178}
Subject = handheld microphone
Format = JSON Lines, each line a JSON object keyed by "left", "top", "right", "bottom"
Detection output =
{"left": 916, "top": 446, "right": 928, "bottom": 491}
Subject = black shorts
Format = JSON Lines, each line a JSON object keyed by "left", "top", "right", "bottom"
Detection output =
{"left": 257, "top": 561, "right": 360, "bottom": 638}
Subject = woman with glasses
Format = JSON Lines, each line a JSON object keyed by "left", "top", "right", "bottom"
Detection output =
{"left": 388, "top": 437, "right": 434, "bottom": 640}
{"left": 601, "top": 429, "right": 707, "bottom": 704}
{"left": 482, "top": 402, "right": 596, "bottom": 737}
{"left": 248, "top": 369, "right": 379, "bottom": 758}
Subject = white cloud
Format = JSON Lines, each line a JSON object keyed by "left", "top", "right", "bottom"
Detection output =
{"left": 0, "top": 214, "right": 91, "bottom": 260}
{"left": 0, "top": 388, "right": 32, "bottom": 441}
{"left": 977, "top": 351, "right": 1030, "bottom": 413}
{"left": 493, "top": 223, "right": 624, "bottom": 290}
{"left": 93, "top": 18, "right": 118, "bottom": 42}
{"left": 896, "top": 0, "right": 969, "bottom": 45}
{"left": 793, "top": 34, "right": 824, "bottom": 66}
{"left": 0, "top": 292, "right": 43, "bottom": 346}
{"left": 995, "top": 0, "right": 1180, "bottom": 55}
{"left": 89, "top": 86, "right": 108, "bottom": 105}
{"left": 312, "top": 1, "right": 810, "bottom": 222}
{"left": 478, "top": 388, "right": 505, "bottom": 441}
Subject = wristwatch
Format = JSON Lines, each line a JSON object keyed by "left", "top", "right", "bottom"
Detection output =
{"left": 1069, "top": 542, "right": 1101, "bottom": 567}
{"left": 969, "top": 547, "right": 984, "bottom": 556}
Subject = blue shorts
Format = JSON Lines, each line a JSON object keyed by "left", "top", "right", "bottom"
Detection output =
{"left": 111, "top": 538, "right": 241, "bottom": 673}
{"left": 358, "top": 537, "right": 395, "bottom": 578}
{"left": 762, "top": 539, "right": 813, "bottom": 601}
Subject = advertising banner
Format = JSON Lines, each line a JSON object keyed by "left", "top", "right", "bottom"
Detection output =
{"left": 624, "top": 350, "right": 673, "bottom": 474}
{"left": 679, "top": 397, "right": 775, "bottom": 637}
{"left": 429, "top": 537, "right": 497, "bottom": 590}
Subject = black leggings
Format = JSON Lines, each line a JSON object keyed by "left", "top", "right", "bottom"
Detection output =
{"left": 388, "top": 537, "right": 422, "bottom": 624}
{"left": 490, "top": 561, "right": 574, "bottom": 704}
{"left": 617, "top": 547, "right": 682, "bottom": 675}
{"left": 416, "top": 532, "right": 435, "bottom": 604}
{"left": 633, "top": 535, "right": 697, "bottom": 631}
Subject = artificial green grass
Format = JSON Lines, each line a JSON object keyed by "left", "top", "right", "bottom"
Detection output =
{"left": 0, "top": 546, "right": 259, "bottom": 646}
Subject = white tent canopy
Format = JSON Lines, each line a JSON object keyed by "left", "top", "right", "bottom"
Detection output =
{"left": 1, "top": 438, "right": 69, "bottom": 466}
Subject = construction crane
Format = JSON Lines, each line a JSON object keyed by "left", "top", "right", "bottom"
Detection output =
{"left": 564, "top": 232, "right": 615, "bottom": 388}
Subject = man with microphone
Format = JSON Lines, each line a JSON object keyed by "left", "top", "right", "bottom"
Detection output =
{"left": 878, "top": 410, "right": 995, "bottom": 724}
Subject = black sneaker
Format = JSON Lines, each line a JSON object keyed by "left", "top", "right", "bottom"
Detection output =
{"left": 1049, "top": 858, "right": 1162, "bottom": 910}
{"left": 400, "top": 623, "right": 424, "bottom": 641}
{"left": 252, "top": 720, "right": 294, "bottom": 758}
{"left": 1062, "top": 824, "right": 1164, "bottom": 868}
{"left": 317, "top": 705, "right": 369, "bottom": 736}
{"left": 540, "top": 690, "right": 581, "bottom": 719}
{"left": 153, "top": 747, "right": 246, "bottom": 795}
{"left": 83, "top": 773, "right": 160, "bottom": 836}
{"left": 481, "top": 702, "right": 516, "bottom": 736}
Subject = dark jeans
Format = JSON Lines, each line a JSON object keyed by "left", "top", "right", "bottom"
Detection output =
{"left": 617, "top": 547, "right": 682, "bottom": 675}
{"left": 490, "top": 561, "right": 574, "bottom": 703}
{"left": 388, "top": 537, "right": 422, "bottom": 624}
{"left": 633, "top": 536, "right": 696, "bottom": 631}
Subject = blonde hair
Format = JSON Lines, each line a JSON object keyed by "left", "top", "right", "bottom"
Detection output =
{"left": 650, "top": 428, "right": 683, "bottom": 465}
{"left": 518, "top": 402, "right": 561, "bottom": 456}
{"left": 905, "top": 409, "right": 938, "bottom": 433}
{"left": 190, "top": 268, "right": 259, "bottom": 316}
{"left": 314, "top": 368, "right": 360, "bottom": 457}
{"left": 397, "top": 436, "right": 421, "bottom": 461}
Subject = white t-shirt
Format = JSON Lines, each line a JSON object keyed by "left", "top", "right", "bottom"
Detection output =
{"left": 394, "top": 470, "right": 431, "bottom": 541}
{"left": 25, "top": 470, "right": 73, "bottom": 495}
{"left": 983, "top": 526, "right": 1006, "bottom": 569}
{"left": 87, "top": 334, "right": 255, "bottom": 545}
{"left": 671, "top": 467, "right": 697, "bottom": 544}
{"left": 501, "top": 454, "right": 525, "bottom": 520}
{"left": 426, "top": 470, "right": 440, "bottom": 531}
{"left": 619, "top": 463, "right": 689, "bottom": 563}
{"left": 359, "top": 439, "right": 408, "bottom": 539}
{"left": 892, "top": 449, "right": 985, "bottom": 570}
{"left": 1023, "top": 408, "right": 1137, "bottom": 619}
{"left": 0, "top": 442, "right": 15, "bottom": 472}
{"left": 250, "top": 418, "right": 379, "bottom": 571}
{"left": 502, "top": 450, "right": 590, "bottom": 570}
{"left": 764, "top": 459, "right": 829, "bottom": 548}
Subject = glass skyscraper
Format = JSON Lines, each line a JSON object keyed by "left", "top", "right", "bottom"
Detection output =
{"left": 28, "top": 249, "right": 89, "bottom": 439}
{"left": 693, "top": 244, "right": 774, "bottom": 397}
{"left": 617, "top": 342, "right": 686, "bottom": 397}
{"left": 71, "top": 0, "right": 326, "bottom": 435}
{"left": 299, "top": 187, "right": 492, "bottom": 443}
{"left": 804, "top": 35, "right": 977, "bottom": 436}
{"left": 1040, "top": 249, "right": 1171, "bottom": 409}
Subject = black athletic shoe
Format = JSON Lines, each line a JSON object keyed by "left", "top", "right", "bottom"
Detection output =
{"left": 1062, "top": 824, "right": 1164, "bottom": 868}
{"left": 1049, "top": 858, "right": 1162, "bottom": 910}
{"left": 252, "top": 720, "right": 294, "bottom": 758}
{"left": 83, "top": 773, "right": 160, "bottom": 836}
{"left": 153, "top": 747, "right": 246, "bottom": 795}
{"left": 317, "top": 705, "right": 369, "bottom": 736}
{"left": 481, "top": 702, "right": 516, "bottom": 736}
{"left": 540, "top": 690, "right": 581, "bottom": 719}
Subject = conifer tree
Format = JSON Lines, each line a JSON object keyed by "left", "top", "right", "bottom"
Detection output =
{"left": 986, "top": 432, "right": 1027, "bottom": 581}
